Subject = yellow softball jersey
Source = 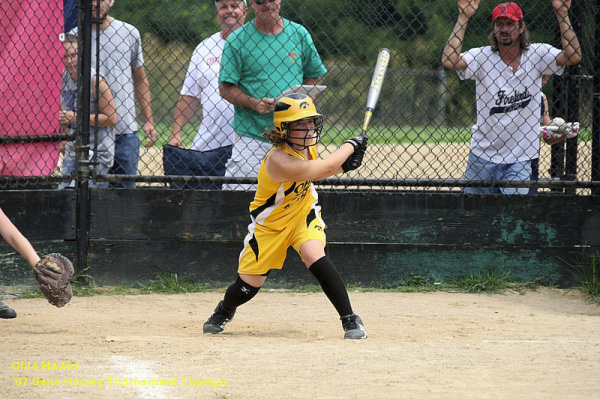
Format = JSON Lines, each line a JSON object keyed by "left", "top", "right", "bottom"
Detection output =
{"left": 249, "top": 143, "right": 319, "bottom": 230}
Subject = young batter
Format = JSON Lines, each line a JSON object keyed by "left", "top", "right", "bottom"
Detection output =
{"left": 204, "top": 93, "right": 368, "bottom": 339}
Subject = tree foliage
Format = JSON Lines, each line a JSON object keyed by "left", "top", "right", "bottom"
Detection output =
{"left": 111, "top": 0, "right": 586, "bottom": 67}
{"left": 109, "top": 0, "right": 595, "bottom": 127}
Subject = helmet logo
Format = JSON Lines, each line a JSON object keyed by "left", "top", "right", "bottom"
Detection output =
{"left": 299, "top": 101, "right": 309, "bottom": 109}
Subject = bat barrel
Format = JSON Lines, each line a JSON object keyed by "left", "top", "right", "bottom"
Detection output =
{"left": 366, "top": 48, "right": 391, "bottom": 110}
{"left": 351, "top": 48, "right": 391, "bottom": 168}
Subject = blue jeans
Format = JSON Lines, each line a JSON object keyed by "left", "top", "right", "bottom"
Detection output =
{"left": 109, "top": 133, "right": 140, "bottom": 189}
{"left": 59, "top": 155, "right": 110, "bottom": 189}
{"left": 464, "top": 153, "right": 532, "bottom": 195}
{"left": 163, "top": 144, "right": 233, "bottom": 190}
{"left": 529, "top": 158, "right": 539, "bottom": 195}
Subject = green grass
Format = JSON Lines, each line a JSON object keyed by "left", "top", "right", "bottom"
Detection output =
{"left": 16, "top": 291, "right": 45, "bottom": 299}
{"left": 379, "top": 285, "right": 440, "bottom": 293}
{"left": 137, "top": 268, "right": 217, "bottom": 294}
{"left": 150, "top": 123, "right": 473, "bottom": 147}
{"left": 286, "top": 284, "right": 322, "bottom": 293}
{"left": 284, "top": 269, "right": 540, "bottom": 294}
{"left": 13, "top": 268, "right": 218, "bottom": 299}
{"left": 286, "top": 283, "right": 438, "bottom": 294}
{"left": 320, "top": 125, "right": 474, "bottom": 145}
{"left": 149, "top": 122, "right": 594, "bottom": 148}
{"left": 145, "top": 123, "right": 198, "bottom": 148}
{"left": 12, "top": 267, "right": 548, "bottom": 299}
{"left": 562, "top": 251, "right": 600, "bottom": 303}
{"left": 14, "top": 285, "right": 134, "bottom": 299}
{"left": 448, "top": 268, "right": 516, "bottom": 294}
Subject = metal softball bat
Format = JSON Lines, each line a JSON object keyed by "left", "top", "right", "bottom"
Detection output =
{"left": 361, "top": 48, "right": 391, "bottom": 137}
{"left": 351, "top": 48, "right": 391, "bottom": 167}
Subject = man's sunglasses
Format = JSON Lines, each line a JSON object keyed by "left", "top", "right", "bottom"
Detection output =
{"left": 253, "top": 0, "right": 277, "bottom": 4}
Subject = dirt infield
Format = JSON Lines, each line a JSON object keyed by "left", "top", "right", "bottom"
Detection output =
{"left": 2, "top": 289, "right": 599, "bottom": 398}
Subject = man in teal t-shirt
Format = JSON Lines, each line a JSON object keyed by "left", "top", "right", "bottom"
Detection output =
{"left": 219, "top": 0, "right": 327, "bottom": 190}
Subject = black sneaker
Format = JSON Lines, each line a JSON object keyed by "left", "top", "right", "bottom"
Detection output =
{"left": 203, "top": 301, "right": 235, "bottom": 334}
{"left": 0, "top": 301, "right": 17, "bottom": 319}
{"left": 341, "top": 314, "right": 367, "bottom": 339}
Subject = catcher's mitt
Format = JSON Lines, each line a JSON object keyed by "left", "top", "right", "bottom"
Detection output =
{"left": 33, "top": 253, "right": 74, "bottom": 308}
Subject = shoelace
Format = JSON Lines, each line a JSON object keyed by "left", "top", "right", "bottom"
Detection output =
{"left": 342, "top": 317, "right": 358, "bottom": 330}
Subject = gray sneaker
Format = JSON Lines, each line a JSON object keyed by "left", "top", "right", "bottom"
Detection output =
{"left": 341, "top": 314, "right": 367, "bottom": 339}
{"left": 203, "top": 301, "right": 235, "bottom": 334}
{"left": 0, "top": 301, "right": 17, "bottom": 319}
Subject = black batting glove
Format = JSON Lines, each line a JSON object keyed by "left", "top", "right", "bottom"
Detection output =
{"left": 342, "top": 149, "right": 366, "bottom": 172}
{"left": 341, "top": 136, "right": 368, "bottom": 172}
{"left": 344, "top": 136, "right": 368, "bottom": 151}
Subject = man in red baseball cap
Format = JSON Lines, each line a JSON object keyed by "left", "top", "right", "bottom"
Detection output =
{"left": 492, "top": 2, "right": 523, "bottom": 22}
{"left": 489, "top": 2, "right": 527, "bottom": 51}
{"left": 441, "top": 0, "right": 581, "bottom": 195}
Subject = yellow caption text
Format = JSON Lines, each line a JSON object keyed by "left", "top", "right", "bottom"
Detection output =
{"left": 12, "top": 377, "right": 226, "bottom": 389}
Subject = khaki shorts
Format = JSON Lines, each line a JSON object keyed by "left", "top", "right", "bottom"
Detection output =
{"left": 238, "top": 210, "right": 326, "bottom": 275}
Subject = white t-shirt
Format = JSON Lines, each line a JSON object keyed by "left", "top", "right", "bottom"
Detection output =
{"left": 458, "top": 44, "right": 563, "bottom": 163}
{"left": 181, "top": 32, "right": 235, "bottom": 151}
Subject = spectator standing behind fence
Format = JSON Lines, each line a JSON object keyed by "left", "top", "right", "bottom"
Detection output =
{"left": 71, "top": 0, "right": 157, "bottom": 188}
{"left": 218, "top": 0, "right": 327, "bottom": 190}
{"left": 59, "top": 34, "right": 117, "bottom": 188}
{"left": 166, "top": 0, "right": 248, "bottom": 189}
{"left": 441, "top": 0, "right": 581, "bottom": 194}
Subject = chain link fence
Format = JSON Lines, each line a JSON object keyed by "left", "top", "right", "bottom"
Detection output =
{"left": 1, "top": 0, "right": 599, "bottom": 194}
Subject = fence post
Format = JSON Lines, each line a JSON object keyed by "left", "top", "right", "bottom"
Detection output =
{"left": 564, "top": 0, "right": 584, "bottom": 195}
{"left": 75, "top": 0, "right": 93, "bottom": 274}
{"left": 550, "top": 19, "right": 568, "bottom": 192}
{"left": 592, "top": 0, "right": 600, "bottom": 195}
{"left": 436, "top": 67, "right": 446, "bottom": 127}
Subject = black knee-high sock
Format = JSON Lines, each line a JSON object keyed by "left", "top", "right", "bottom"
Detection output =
{"left": 222, "top": 276, "right": 261, "bottom": 311}
{"left": 309, "top": 256, "right": 353, "bottom": 317}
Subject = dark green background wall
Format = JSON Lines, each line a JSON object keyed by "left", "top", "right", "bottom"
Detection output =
{"left": 1, "top": 190, "right": 598, "bottom": 289}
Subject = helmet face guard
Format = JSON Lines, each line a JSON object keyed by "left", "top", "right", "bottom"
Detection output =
{"left": 280, "top": 115, "right": 324, "bottom": 151}
{"left": 274, "top": 93, "right": 323, "bottom": 151}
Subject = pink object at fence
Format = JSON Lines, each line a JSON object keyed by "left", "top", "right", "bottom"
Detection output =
{"left": 0, "top": 1, "right": 64, "bottom": 176}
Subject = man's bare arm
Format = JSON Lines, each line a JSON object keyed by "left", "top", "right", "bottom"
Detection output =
{"left": 441, "top": 0, "right": 480, "bottom": 71}
{"left": 219, "top": 82, "right": 274, "bottom": 115}
{"left": 553, "top": 0, "right": 582, "bottom": 67}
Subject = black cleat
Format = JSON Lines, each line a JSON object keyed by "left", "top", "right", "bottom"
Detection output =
{"left": 0, "top": 301, "right": 17, "bottom": 319}
{"left": 341, "top": 314, "right": 367, "bottom": 339}
{"left": 203, "top": 301, "right": 235, "bottom": 334}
